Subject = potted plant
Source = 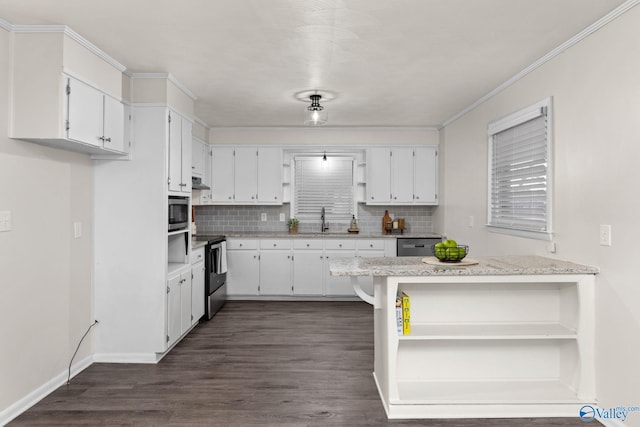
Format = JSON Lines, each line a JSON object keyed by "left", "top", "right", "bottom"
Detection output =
{"left": 288, "top": 218, "right": 299, "bottom": 234}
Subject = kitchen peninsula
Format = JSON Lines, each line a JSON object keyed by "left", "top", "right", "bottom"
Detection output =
{"left": 330, "top": 255, "right": 598, "bottom": 419}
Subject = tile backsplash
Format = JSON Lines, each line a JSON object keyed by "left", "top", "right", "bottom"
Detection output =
{"left": 194, "top": 204, "right": 435, "bottom": 234}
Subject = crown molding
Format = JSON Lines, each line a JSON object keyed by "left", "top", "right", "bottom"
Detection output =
{"left": 130, "top": 72, "right": 197, "bottom": 101}
{"left": 0, "top": 18, "right": 12, "bottom": 31}
{"left": 193, "top": 117, "right": 210, "bottom": 129}
{"left": 442, "top": 0, "right": 640, "bottom": 128}
{"left": 209, "top": 125, "right": 441, "bottom": 131}
{"left": 10, "top": 24, "right": 126, "bottom": 72}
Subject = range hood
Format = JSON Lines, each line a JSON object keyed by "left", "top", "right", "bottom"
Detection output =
{"left": 192, "top": 177, "right": 210, "bottom": 190}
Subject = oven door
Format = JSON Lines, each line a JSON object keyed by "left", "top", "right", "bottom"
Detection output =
{"left": 205, "top": 241, "right": 227, "bottom": 319}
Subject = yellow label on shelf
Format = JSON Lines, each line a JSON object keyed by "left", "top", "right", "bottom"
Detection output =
{"left": 401, "top": 292, "right": 410, "bottom": 335}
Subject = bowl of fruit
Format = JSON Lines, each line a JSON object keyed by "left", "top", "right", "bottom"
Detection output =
{"left": 432, "top": 239, "right": 469, "bottom": 263}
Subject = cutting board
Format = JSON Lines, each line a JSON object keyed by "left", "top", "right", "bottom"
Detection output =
{"left": 422, "top": 256, "right": 479, "bottom": 266}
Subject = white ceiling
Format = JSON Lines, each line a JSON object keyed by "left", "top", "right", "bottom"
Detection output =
{"left": 0, "top": 0, "right": 627, "bottom": 128}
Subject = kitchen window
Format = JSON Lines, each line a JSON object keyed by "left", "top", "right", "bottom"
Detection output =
{"left": 292, "top": 155, "right": 356, "bottom": 224}
{"left": 487, "top": 97, "right": 553, "bottom": 240}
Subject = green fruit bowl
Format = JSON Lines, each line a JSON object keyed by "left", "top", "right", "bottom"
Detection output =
{"left": 432, "top": 244, "right": 469, "bottom": 262}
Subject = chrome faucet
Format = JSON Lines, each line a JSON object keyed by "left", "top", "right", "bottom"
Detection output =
{"left": 321, "top": 207, "right": 329, "bottom": 233}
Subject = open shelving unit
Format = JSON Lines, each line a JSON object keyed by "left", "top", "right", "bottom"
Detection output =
{"left": 373, "top": 274, "right": 596, "bottom": 419}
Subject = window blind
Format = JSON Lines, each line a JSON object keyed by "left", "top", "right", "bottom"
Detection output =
{"left": 294, "top": 157, "right": 354, "bottom": 222}
{"left": 489, "top": 112, "right": 549, "bottom": 233}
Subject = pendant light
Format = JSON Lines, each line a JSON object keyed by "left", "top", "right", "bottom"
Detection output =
{"left": 304, "top": 94, "right": 328, "bottom": 126}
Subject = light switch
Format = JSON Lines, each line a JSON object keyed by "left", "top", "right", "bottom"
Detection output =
{"left": 0, "top": 210, "right": 11, "bottom": 232}
{"left": 599, "top": 224, "right": 611, "bottom": 246}
{"left": 261, "top": 213, "right": 267, "bottom": 222}
{"left": 279, "top": 213, "right": 285, "bottom": 222}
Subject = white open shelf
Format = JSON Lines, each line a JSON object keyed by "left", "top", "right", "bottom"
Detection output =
{"left": 374, "top": 274, "right": 596, "bottom": 419}
{"left": 399, "top": 322, "right": 577, "bottom": 340}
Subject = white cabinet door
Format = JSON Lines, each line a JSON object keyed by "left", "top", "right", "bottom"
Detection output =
{"left": 167, "top": 273, "right": 182, "bottom": 347}
{"left": 292, "top": 251, "right": 324, "bottom": 295}
{"left": 227, "top": 250, "right": 260, "bottom": 295}
{"left": 66, "top": 77, "right": 103, "bottom": 147}
{"left": 168, "top": 112, "right": 183, "bottom": 192}
{"left": 259, "top": 251, "right": 292, "bottom": 295}
{"left": 180, "top": 119, "right": 192, "bottom": 193}
{"left": 102, "top": 95, "right": 125, "bottom": 153}
{"left": 257, "top": 147, "right": 283, "bottom": 204}
{"left": 234, "top": 147, "right": 258, "bottom": 203}
{"left": 191, "top": 261, "right": 205, "bottom": 325}
{"left": 180, "top": 272, "right": 192, "bottom": 334}
{"left": 324, "top": 250, "right": 357, "bottom": 296}
{"left": 414, "top": 146, "right": 438, "bottom": 204}
{"left": 391, "top": 148, "right": 414, "bottom": 203}
{"left": 192, "top": 139, "right": 205, "bottom": 178}
{"left": 366, "top": 148, "right": 391, "bottom": 204}
{"left": 167, "top": 113, "right": 191, "bottom": 194}
{"left": 211, "top": 147, "right": 235, "bottom": 202}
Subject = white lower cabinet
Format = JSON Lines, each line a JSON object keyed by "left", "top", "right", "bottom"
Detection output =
{"left": 227, "top": 237, "right": 390, "bottom": 298}
{"left": 292, "top": 240, "right": 324, "bottom": 296}
{"left": 167, "top": 266, "right": 192, "bottom": 348}
{"left": 227, "top": 239, "right": 260, "bottom": 295}
{"left": 259, "top": 240, "right": 293, "bottom": 295}
{"left": 190, "top": 247, "right": 205, "bottom": 325}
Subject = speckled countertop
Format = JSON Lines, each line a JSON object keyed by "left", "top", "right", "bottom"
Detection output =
{"left": 329, "top": 255, "right": 599, "bottom": 277}
{"left": 195, "top": 231, "right": 441, "bottom": 240}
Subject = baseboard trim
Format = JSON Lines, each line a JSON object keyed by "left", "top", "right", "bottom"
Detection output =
{"left": 0, "top": 355, "right": 93, "bottom": 426}
{"left": 92, "top": 352, "right": 159, "bottom": 364}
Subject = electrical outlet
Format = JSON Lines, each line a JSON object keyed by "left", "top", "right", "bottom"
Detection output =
{"left": 547, "top": 242, "right": 557, "bottom": 253}
{"left": 0, "top": 210, "right": 11, "bottom": 232}
{"left": 468, "top": 216, "right": 474, "bottom": 228}
{"left": 599, "top": 224, "right": 612, "bottom": 246}
{"left": 74, "top": 222, "right": 82, "bottom": 238}
{"left": 279, "top": 213, "right": 285, "bottom": 222}
{"left": 261, "top": 213, "right": 267, "bottom": 222}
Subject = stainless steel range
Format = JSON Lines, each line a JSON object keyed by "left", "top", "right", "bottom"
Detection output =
{"left": 199, "top": 235, "right": 227, "bottom": 319}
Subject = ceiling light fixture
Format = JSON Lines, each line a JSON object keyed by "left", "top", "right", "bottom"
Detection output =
{"left": 305, "top": 94, "right": 328, "bottom": 126}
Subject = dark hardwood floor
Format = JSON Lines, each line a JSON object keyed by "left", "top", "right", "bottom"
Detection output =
{"left": 11, "top": 301, "right": 599, "bottom": 426}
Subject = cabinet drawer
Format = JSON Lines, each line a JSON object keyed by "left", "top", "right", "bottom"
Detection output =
{"left": 227, "top": 239, "right": 258, "bottom": 250}
{"left": 325, "top": 239, "right": 356, "bottom": 250}
{"left": 190, "top": 247, "right": 204, "bottom": 264}
{"left": 293, "top": 239, "right": 324, "bottom": 250}
{"left": 357, "top": 239, "right": 385, "bottom": 251}
{"left": 260, "top": 239, "right": 292, "bottom": 250}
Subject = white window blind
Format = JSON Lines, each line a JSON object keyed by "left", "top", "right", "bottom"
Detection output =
{"left": 294, "top": 157, "right": 354, "bottom": 222}
{"left": 488, "top": 98, "right": 552, "bottom": 239}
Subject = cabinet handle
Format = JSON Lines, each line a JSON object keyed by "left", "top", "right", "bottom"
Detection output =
{"left": 370, "top": 244, "right": 373, "bottom": 248}
{"left": 371, "top": 196, "right": 374, "bottom": 199}
{"left": 320, "top": 256, "right": 323, "bottom": 259}
{"left": 306, "top": 244, "right": 310, "bottom": 247}
{"left": 239, "top": 244, "right": 243, "bottom": 247}
{"left": 274, "top": 196, "right": 278, "bottom": 199}
{"left": 273, "top": 244, "right": 277, "bottom": 247}
{"left": 339, "top": 244, "right": 342, "bottom": 248}
{"left": 98, "top": 136, "right": 105, "bottom": 142}
{"left": 228, "top": 196, "right": 232, "bottom": 199}
{"left": 394, "top": 196, "right": 397, "bottom": 199}
{"left": 416, "top": 196, "right": 420, "bottom": 199}
{"left": 105, "top": 137, "right": 111, "bottom": 143}
{"left": 251, "top": 196, "right": 255, "bottom": 199}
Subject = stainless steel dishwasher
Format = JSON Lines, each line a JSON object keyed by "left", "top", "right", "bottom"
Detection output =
{"left": 396, "top": 237, "right": 442, "bottom": 256}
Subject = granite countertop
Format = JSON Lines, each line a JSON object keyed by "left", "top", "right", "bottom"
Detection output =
{"left": 196, "top": 231, "right": 442, "bottom": 239}
{"left": 329, "top": 255, "right": 599, "bottom": 277}
{"left": 192, "top": 239, "right": 207, "bottom": 249}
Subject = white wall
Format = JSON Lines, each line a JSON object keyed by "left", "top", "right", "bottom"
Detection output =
{"left": 0, "top": 27, "right": 94, "bottom": 421}
{"left": 441, "top": 5, "right": 640, "bottom": 424}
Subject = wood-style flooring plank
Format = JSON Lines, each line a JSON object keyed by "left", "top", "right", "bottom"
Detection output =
{"left": 10, "top": 301, "right": 600, "bottom": 426}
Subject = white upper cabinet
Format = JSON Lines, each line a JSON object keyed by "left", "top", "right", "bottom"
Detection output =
{"left": 191, "top": 138, "right": 206, "bottom": 178}
{"left": 10, "top": 31, "right": 128, "bottom": 157}
{"left": 366, "top": 148, "right": 392, "bottom": 203}
{"left": 366, "top": 146, "right": 438, "bottom": 206}
{"left": 167, "top": 111, "right": 192, "bottom": 194}
{"left": 257, "top": 147, "right": 283, "bottom": 204}
{"left": 210, "top": 146, "right": 283, "bottom": 205}
{"left": 234, "top": 147, "right": 258, "bottom": 203}
{"left": 414, "top": 146, "right": 438, "bottom": 204}
{"left": 211, "top": 147, "right": 235, "bottom": 202}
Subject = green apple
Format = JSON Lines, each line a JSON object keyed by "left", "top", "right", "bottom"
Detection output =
{"left": 446, "top": 247, "right": 460, "bottom": 259}
{"left": 435, "top": 242, "right": 444, "bottom": 249}
{"left": 444, "top": 239, "right": 457, "bottom": 248}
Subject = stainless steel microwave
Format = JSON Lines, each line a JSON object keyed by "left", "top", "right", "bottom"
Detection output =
{"left": 168, "top": 197, "right": 189, "bottom": 231}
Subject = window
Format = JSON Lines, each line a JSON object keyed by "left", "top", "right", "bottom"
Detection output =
{"left": 293, "top": 155, "right": 355, "bottom": 223}
{"left": 487, "top": 97, "right": 552, "bottom": 240}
